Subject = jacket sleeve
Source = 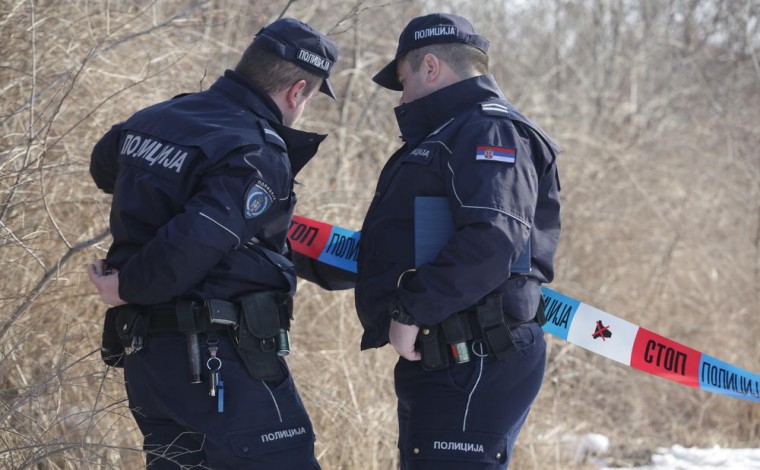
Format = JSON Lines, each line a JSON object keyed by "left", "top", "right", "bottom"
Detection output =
{"left": 90, "top": 123, "right": 124, "bottom": 194}
{"left": 117, "top": 146, "right": 287, "bottom": 304}
{"left": 397, "top": 119, "right": 538, "bottom": 325}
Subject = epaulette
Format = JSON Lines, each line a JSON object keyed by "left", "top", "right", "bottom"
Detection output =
{"left": 480, "top": 101, "right": 511, "bottom": 117}
{"left": 259, "top": 121, "right": 287, "bottom": 151}
{"left": 481, "top": 100, "right": 563, "bottom": 155}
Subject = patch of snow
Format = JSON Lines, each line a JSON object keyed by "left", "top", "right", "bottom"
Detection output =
{"left": 598, "top": 444, "right": 760, "bottom": 469}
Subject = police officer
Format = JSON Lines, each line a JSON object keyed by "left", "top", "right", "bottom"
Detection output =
{"left": 87, "top": 18, "right": 338, "bottom": 469}
{"left": 358, "top": 13, "right": 561, "bottom": 469}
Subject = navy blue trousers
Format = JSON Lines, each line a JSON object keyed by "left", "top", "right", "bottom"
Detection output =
{"left": 123, "top": 333, "right": 320, "bottom": 469}
{"left": 395, "top": 322, "right": 546, "bottom": 469}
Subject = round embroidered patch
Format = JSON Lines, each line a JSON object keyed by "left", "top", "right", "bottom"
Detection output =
{"left": 244, "top": 181, "right": 275, "bottom": 218}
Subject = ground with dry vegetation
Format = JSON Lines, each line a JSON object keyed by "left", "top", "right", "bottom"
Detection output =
{"left": 1, "top": 1, "right": 758, "bottom": 469}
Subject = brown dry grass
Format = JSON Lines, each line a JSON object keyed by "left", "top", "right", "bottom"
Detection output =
{"left": 1, "top": 0, "right": 758, "bottom": 469}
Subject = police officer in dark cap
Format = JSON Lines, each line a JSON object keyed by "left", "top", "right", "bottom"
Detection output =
{"left": 88, "top": 18, "right": 338, "bottom": 469}
{"left": 359, "top": 12, "right": 561, "bottom": 469}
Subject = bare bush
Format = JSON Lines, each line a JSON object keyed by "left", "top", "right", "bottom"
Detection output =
{"left": 1, "top": 0, "right": 758, "bottom": 468}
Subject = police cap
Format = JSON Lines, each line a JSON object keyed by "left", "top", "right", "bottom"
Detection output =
{"left": 254, "top": 18, "right": 339, "bottom": 99}
{"left": 373, "top": 13, "right": 490, "bottom": 91}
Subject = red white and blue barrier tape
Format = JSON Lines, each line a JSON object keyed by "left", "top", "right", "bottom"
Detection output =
{"left": 288, "top": 215, "right": 760, "bottom": 402}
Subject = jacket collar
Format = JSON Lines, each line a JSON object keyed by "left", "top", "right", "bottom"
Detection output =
{"left": 217, "top": 70, "right": 284, "bottom": 123}
{"left": 394, "top": 75, "right": 504, "bottom": 147}
{"left": 213, "top": 70, "right": 327, "bottom": 176}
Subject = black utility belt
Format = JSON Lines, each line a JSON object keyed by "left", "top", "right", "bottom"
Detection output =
{"left": 142, "top": 299, "right": 241, "bottom": 335}
{"left": 417, "top": 292, "right": 546, "bottom": 371}
{"left": 101, "top": 291, "right": 293, "bottom": 385}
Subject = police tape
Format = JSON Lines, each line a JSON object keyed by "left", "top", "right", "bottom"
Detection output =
{"left": 288, "top": 215, "right": 760, "bottom": 402}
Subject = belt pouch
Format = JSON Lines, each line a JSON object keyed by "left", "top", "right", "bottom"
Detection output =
{"left": 102, "top": 305, "right": 147, "bottom": 366}
{"left": 101, "top": 307, "right": 125, "bottom": 367}
{"left": 236, "top": 291, "right": 286, "bottom": 384}
{"left": 441, "top": 312, "right": 471, "bottom": 344}
{"left": 113, "top": 305, "right": 145, "bottom": 343}
{"left": 205, "top": 299, "right": 239, "bottom": 326}
{"left": 476, "top": 292, "right": 516, "bottom": 360}
{"left": 418, "top": 325, "right": 449, "bottom": 371}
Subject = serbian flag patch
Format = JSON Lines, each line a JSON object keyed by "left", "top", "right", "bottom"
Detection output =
{"left": 475, "top": 146, "right": 516, "bottom": 163}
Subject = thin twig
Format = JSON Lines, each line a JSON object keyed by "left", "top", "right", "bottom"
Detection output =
{"left": 276, "top": 0, "right": 298, "bottom": 21}
{"left": 0, "top": 229, "right": 110, "bottom": 343}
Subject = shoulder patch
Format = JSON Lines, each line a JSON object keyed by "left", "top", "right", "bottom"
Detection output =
{"left": 244, "top": 179, "right": 276, "bottom": 218}
{"left": 258, "top": 121, "right": 287, "bottom": 150}
{"left": 476, "top": 146, "right": 516, "bottom": 163}
{"left": 480, "top": 101, "right": 511, "bottom": 117}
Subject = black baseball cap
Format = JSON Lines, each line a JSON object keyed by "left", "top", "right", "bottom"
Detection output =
{"left": 373, "top": 13, "right": 490, "bottom": 91}
{"left": 254, "top": 18, "right": 339, "bottom": 99}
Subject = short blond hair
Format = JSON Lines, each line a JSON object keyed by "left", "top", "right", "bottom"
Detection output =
{"left": 235, "top": 45, "right": 322, "bottom": 96}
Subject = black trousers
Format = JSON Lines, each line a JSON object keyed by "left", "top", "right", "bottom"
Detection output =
{"left": 123, "top": 333, "right": 320, "bottom": 469}
{"left": 395, "top": 322, "right": 546, "bottom": 469}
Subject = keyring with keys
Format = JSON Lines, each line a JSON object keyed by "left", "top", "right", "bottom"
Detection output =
{"left": 206, "top": 342, "right": 224, "bottom": 413}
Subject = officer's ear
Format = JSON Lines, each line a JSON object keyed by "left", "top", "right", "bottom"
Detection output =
{"left": 422, "top": 53, "right": 442, "bottom": 84}
{"left": 286, "top": 79, "right": 309, "bottom": 108}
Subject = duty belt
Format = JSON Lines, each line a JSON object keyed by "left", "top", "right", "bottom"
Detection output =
{"left": 104, "top": 293, "right": 291, "bottom": 388}
{"left": 143, "top": 299, "right": 241, "bottom": 334}
{"left": 418, "top": 294, "right": 546, "bottom": 371}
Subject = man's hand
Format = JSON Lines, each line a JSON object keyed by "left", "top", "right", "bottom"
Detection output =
{"left": 87, "top": 259, "right": 126, "bottom": 306}
{"left": 389, "top": 320, "right": 421, "bottom": 361}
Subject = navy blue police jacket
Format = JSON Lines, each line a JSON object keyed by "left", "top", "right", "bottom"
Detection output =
{"left": 356, "top": 75, "right": 561, "bottom": 350}
{"left": 90, "top": 70, "right": 326, "bottom": 305}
